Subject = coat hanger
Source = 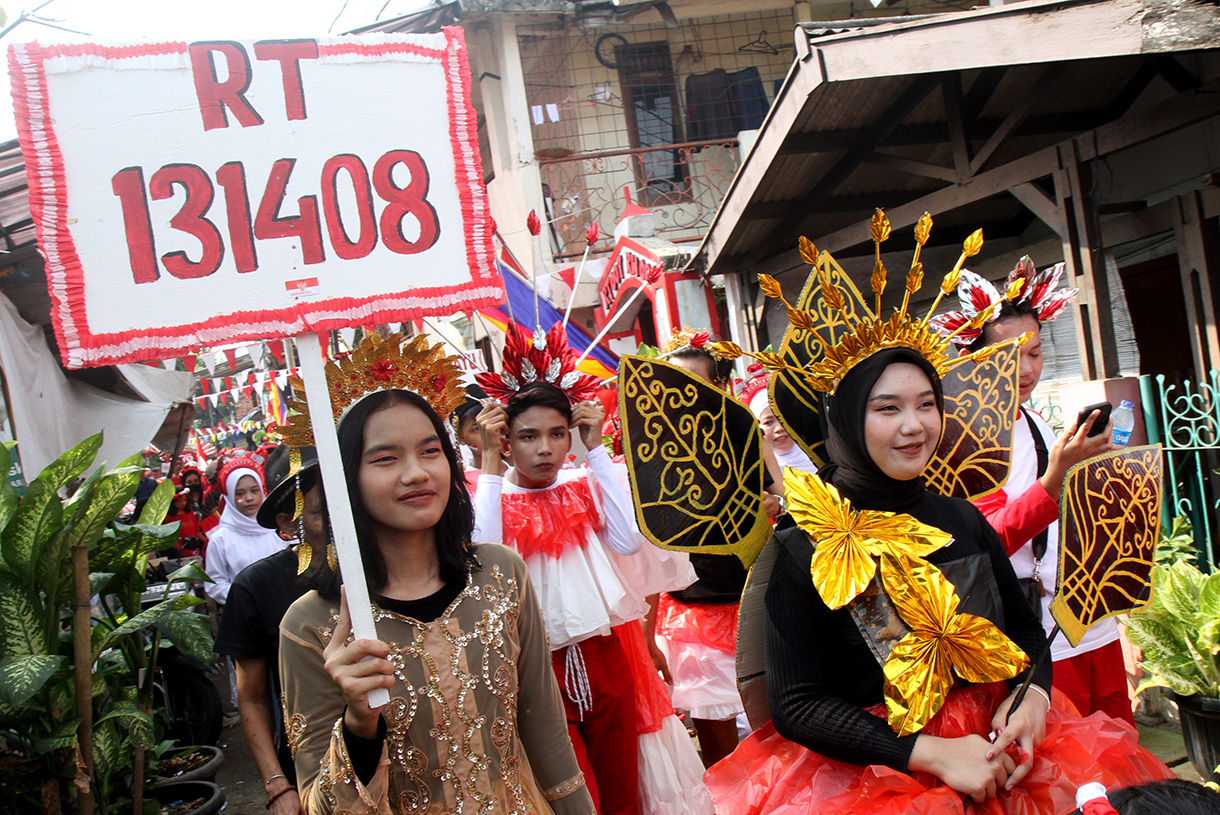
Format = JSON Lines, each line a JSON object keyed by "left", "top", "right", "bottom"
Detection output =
{"left": 586, "top": 85, "right": 623, "bottom": 108}
{"left": 738, "top": 31, "right": 780, "bottom": 55}
{"left": 558, "top": 87, "right": 596, "bottom": 110}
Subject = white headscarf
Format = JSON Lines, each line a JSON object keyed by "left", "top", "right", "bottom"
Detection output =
{"left": 749, "top": 389, "right": 770, "bottom": 419}
{"left": 775, "top": 442, "right": 817, "bottom": 474}
{"left": 217, "top": 467, "right": 274, "bottom": 538}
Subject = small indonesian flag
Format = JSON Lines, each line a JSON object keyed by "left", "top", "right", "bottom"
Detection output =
{"left": 286, "top": 278, "right": 321, "bottom": 300}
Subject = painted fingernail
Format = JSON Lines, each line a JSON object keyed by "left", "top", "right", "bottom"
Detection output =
{"left": 986, "top": 751, "right": 995, "bottom": 760}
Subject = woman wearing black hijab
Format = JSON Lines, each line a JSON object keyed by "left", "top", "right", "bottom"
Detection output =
{"left": 704, "top": 348, "right": 1172, "bottom": 815}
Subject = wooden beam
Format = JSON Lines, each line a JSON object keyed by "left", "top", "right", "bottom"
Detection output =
{"left": 740, "top": 200, "right": 800, "bottom": 221}
{"left": 1010, "top": 181, "right": 1064, "bottom": 238}
{"left": 816, "top": 147, "right": 1058, "bottom": 254}
{"left": 962, "top": 66, "right": 1008, "bottom": 121}
{"left": 1099, "top": 199, "right": 1172, "bottom": 247}
{"left": 1100, "top": 60, "right": 1160, "bottom": 123}
{"left": 703, "top": 67, "right": 1220, "bottom": 280}
{"left": 777, "top": 111, "right": 1130, "bottom": 156}
{"left": 942, "top": 73, "right": 972, "bottom": 184}
{"left": 1172, "top": 190, "right": 1220, "bottom": 378}
{"left": 1059, "top": 140, "right": 1120, "bottom": 379}
{"left": 1152, "top": 54, "right": 1200, "bottom": 94}
{"left": 858, "top": 151, "right": 958, "bottom": 183}
{"left": 1081, "top": 82, "right": 1220, "bottom": 162}
{"left": 970, "top": 64, "right": 1063, "bottom": 176}
{"left": 806, "top": 75, "right": 941, "bottom": 200}
{"left": 810, "top": 80, "right": 1220, "bottom": 256}
{"left": 765, "top": 74, "right": 942, "bottom": 249}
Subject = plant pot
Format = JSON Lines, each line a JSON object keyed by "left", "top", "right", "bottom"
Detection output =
{"left": 1172, "top": 693, "right": 1220, "bottom": 778}
{"left": 150, "top": 780, "right": 224, "bottom": 815}
{"left": 152, "top": 745, "right": 224, "bottom": 786}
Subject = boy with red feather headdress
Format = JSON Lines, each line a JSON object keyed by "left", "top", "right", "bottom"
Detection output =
{"left": 473, "top": 323, "right": 712, "bottom": 815}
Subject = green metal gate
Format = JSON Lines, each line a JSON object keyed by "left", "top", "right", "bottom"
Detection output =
{"left": 1140, "top": 372, "right": 1220, "bottom": 573}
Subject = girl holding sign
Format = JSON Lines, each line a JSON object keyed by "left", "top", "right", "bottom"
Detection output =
{"left": 278, "top": 334, "right": 593, "bottom": 815}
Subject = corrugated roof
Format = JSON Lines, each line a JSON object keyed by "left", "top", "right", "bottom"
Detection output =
{"left": 0, "top": 139, "right": 35, "bottom": 251}
{"left": 695, "top": 0, "right": 1220, "bottom": 276}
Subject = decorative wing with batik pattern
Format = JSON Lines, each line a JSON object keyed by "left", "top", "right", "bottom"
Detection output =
{"left": 922, "top": 339, "right": 1021, "bottom": 501}
{"left": 1050, "top": 444, "right": 1163, "bottom": 647}
{"left": 620, "top": 355, "right": 771, "bottom": 566}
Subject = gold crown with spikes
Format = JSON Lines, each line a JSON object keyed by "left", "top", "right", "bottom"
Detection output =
{"left": 660, "top": 325, "right": 713, "bottom": 354}
{"left": 276, "top": 332, "right": 467, "bottom": 453}
{"left": 270, "top": 332, "right": 465, "bottom": 576}
{"left": 709, "top": 210, "right": 1027, "bottom": 394}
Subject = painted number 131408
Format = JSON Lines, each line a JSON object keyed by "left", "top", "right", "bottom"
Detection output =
{"left": 111, "top": 149, "right": 439, "bottom": 284}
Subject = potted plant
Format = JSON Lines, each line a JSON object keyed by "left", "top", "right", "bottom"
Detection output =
{"left": 0, "top": 433, "right": 221, "bottom": 814}
{"left": 148, "top": 780, "right": 224, "bottom": 815}
{"left": 1124, "top": 557, "right": 1220, "bottom": 777}
{"left": 151, "top": 745, "right": 224, "bottom": 786}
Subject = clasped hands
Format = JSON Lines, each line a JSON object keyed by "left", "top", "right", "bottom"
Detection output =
{"left": 908, "top": 687, "right": 1049, "bottom": 803}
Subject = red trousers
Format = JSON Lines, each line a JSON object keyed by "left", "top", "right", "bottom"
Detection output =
{"left": 552, "top": 633, "right": 640, "bottom": 815}
{"left": 1054, "top": 639, "right": 1136, "bottom": 727}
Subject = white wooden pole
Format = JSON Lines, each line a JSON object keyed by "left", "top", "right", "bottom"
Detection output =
{"left": 294, "top": 331, "right": 389, "bottom": 709}
{"left": 560, "top": 244, "right": 592, "bottom": 332}
{"left": 573, "top": 284, "right": 650, "bottom": 367}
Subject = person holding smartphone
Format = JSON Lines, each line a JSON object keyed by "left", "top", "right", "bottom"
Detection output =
{"left": 934, "top": 259, "right": 1133, "bottom": 726}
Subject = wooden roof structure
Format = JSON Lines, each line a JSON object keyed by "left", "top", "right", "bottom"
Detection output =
{"left": 692, "top": 0, "right": 1220, "bottom": 379}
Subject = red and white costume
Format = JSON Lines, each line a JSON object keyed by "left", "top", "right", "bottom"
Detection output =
{"left": 973, "top": 407, "right": 1132, "bottom": 725}
{"left": 474, "top": 445, "right": 713, "bottom": 815}
{"left": 656, "top": 592, "right": 744, "bottom": 722}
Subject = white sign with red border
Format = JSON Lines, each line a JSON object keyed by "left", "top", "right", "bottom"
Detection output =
{"left": 8, "top": 31, "right": 500, "bottom": 368}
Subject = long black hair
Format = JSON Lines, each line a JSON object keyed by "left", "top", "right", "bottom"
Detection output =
{"left": 312, "top": 389, "right": 477, "bottom": 599}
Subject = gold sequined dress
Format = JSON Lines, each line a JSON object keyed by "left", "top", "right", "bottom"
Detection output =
{"left": 279, "top": 543, "right": 594, "bottom": 815}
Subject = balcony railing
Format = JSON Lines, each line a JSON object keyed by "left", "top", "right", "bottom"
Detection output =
{"left": 537, "top": 138, "right": 741, "bottom": 261}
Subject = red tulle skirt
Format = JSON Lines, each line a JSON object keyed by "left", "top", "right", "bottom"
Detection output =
{"left": 613, "top": 622, "right": 675, "bottom": 735}
{"left": 657, "top": 593, "right": 739, "bottom": 655}
{"left": 705, "top": 683, "right": 1174, "bottom": 815}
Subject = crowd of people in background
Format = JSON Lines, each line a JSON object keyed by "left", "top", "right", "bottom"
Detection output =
{"left": 136, "top": 290, "right": 1220, "bottom": 815}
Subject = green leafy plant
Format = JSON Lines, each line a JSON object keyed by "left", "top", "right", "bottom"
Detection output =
{"left": 0, "top": 433, "right": 215, "bottom": 812}
{"left": 1124, "top": 558, "right": 1220, "bottom": 698}
{"left": 1155, "top": 515, "right": 1199, "bottom": 565}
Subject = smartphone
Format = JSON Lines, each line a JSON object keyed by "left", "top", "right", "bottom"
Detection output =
{"left": 1076, "top": 401, "right": 1112, "bottom": 437}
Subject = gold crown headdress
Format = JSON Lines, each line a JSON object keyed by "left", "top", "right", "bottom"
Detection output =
{"left": 274, "top": 332, "right": 465, "bottom": 574}
{"left": 278, "top": 332, "right": 466, "bottom": 447}
{"left": 709, "top": 210, "right": 1027, "bottom": 393}
{"left": 660, "top": 325, "right": 713, "bottom": 354}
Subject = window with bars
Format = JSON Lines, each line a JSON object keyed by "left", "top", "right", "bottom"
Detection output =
{"left": 616, "top": 41, "right": 688, "bottom": 204}
{"left": 516, "top": 8, "right": 799, "bottom": 258}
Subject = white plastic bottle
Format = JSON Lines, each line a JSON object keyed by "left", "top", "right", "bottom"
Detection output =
{"left": 1112, "top": 399, "right": 1135, "bottom": 447}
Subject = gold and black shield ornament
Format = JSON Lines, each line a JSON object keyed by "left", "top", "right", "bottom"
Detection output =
{"left": 923, "top": 338, "right": 1021, "bottom": 501}
{"left": 619, "top": 355, "right": 771, "bottom": 566}
{"left": 1050, "top": 444, "right": 1163, "bottom": 647}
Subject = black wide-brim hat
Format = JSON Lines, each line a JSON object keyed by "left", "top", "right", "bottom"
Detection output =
{"left": 257, "top": 443, "right": 320, "bottom": 529}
